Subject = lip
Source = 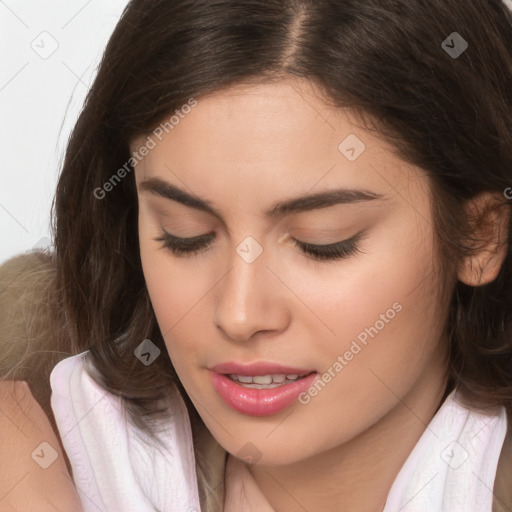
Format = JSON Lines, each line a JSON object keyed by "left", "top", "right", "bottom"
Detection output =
{"left": 209, "top": 365, "right": 318, "bottom": 416}
{"left": 210, "top": 361, "right": 314, "bottom": 376}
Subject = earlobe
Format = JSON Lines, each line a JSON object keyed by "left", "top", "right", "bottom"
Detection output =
{"left": 457, "top": 191, "right": 510, "bottom": 287}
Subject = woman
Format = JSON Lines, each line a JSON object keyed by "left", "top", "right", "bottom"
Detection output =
{"left": 1, "top": 0, "right": 512, "bottom": 510}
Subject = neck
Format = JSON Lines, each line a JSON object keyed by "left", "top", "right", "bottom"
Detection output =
{"left": 247, "top": 364, "right": 450, "bottom": 512}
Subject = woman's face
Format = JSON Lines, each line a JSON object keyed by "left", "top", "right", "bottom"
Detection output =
{"left": 133, "top": 78, "right": 450, "bottom": 466}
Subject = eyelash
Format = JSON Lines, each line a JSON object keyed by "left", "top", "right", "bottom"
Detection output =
{"left": 154, "top": 231, "right": 365, "bottom": 262}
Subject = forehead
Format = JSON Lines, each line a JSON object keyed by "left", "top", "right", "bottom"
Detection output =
{"left": 132, "top": 78, "right": 363, "bottom": 156}
{"left": 131, "top": 78, "right": 427, "bottom": 214}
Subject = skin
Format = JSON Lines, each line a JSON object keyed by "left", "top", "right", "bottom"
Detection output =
{"left": 0, "top": 381, "right": 82, "bottom": 512}
{"left": 132, "top": 77, "right": 508, "bottom": 512}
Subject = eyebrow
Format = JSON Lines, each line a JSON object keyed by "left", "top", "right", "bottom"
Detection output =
{"left": 139, "top": 177, "right": 387, "bottom": 219}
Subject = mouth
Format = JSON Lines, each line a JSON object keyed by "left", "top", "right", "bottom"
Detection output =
{"left": 209, "top": 365, "right": 318, "bottom": 416}
{"left": 224, "top": 372, "right": 314, "bottom": 389}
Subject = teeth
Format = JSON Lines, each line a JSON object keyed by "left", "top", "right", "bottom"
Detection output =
{"left": 227, "top": 373, "right": 307, "bottom": 387}
{"left": 253, "top": 375, "right": 273, "bottom": 384}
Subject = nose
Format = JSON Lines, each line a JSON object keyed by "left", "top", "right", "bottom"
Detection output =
{"left": 213, "top": 240, "right": 290, "bottom": 344}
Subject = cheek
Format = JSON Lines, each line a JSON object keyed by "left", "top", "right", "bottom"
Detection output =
{"left": 301, "top": 221, "right": 442, "bottom": 406}
{"left": 139, "top": 229, "right": 214, "bottom": 381}
{"left": 297, "top": 217, "right": 436, "bottom": 343}
{"left": 296, "top": 215, "right": 440, "bottom": 384}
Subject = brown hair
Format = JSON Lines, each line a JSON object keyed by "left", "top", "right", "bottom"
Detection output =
{"left": 3, "top": 0, "right": 512, "bottom": 510}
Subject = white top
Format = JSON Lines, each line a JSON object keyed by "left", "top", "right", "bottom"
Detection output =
{"left": 50, "top": 350, "right": 201, "bottom": 512}
{"left": 50, "top": 350, "right": 508, "bottom": 512}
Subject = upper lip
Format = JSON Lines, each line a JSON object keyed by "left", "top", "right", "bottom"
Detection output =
{"left": 210, "top": 361, "right": 315, "bottom": 376}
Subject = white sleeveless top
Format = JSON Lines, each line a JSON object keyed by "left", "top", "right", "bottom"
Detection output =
{"left": 50, "top": 351, "right": 508, "bottom": 512}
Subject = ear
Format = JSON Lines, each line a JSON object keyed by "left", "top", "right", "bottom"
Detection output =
{"left": 457, "top": 191, "right": 510, "bottom": 286}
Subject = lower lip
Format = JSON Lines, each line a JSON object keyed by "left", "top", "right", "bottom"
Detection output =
{"left": 209, "top": 371, "right": 318, "bottom": 416}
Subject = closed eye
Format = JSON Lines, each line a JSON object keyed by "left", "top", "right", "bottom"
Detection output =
{"left": 154, "top": 230, "right": 366, "bottom": 262}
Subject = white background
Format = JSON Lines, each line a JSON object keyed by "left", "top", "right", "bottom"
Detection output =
{"left": 1, "top": 0, "right": 511, "bottom": 264}
{"left": 0, "top": 0, "right": 129, "bottom": 264}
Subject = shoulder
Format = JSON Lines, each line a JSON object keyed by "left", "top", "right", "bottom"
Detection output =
{"left": 0, "top": 380, "right": 83, "bottom": 511}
